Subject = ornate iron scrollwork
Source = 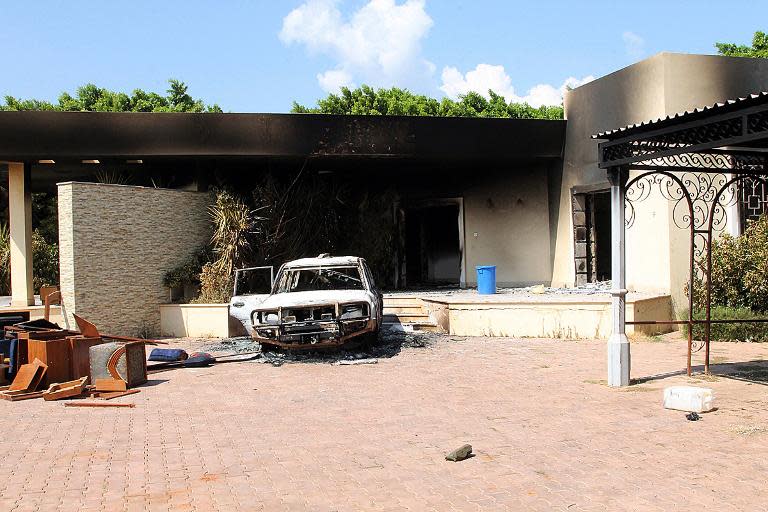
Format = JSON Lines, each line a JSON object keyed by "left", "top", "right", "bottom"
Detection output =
{"left": 625, "top": 171, "right": 734, "bottom": 231}
{"left": 602, "top": 117, "right": 744, "bottom": 164}
{"left": 748, "top": 111, "right": 768, "bottom": 134}
{"left": 625, "top": 171, "right": 768, "bottom": 372}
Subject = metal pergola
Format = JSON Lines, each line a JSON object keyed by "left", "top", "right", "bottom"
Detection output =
{"left": 594, "top": 92, "right": 768, "bottom": 386}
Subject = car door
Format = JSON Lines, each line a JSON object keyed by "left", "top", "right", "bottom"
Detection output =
{"left": 229, "top": 266, "right": 274, "bottom": 335}
{"left": 361, "top": 260, "right": 383, "bottom": 328}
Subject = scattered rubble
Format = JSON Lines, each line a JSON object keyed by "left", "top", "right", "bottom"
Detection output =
{"left": 730, "top": 424, "right": 767, "bottom": 436}
{"left": 202, "top": 337, "right": 259, "bottom": 354}
{"left": 0, "top": 313, "right": 156, "bottom": 406}
{"left": 445, "top": 444, "right": 473, "bottom": 462}
{"left": 384, "top": 281, "right": 613, "bottom": 300}
{"left": 334, "top": 358, "right": 378, "bottom": 366}
{"left": 202, "top": 329, "right": 446, "bottom": 367}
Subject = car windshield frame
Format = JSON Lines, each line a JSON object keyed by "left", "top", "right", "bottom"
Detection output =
{"left": 274, "top": 265, "right": 366, "bottom": 293}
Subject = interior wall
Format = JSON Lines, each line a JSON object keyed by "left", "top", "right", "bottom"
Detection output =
{"left": 463, "top": 166, "right": 552, "bottom": 287}
{"left": 58, "top": 182, "right": 211, "bottom": 335}
{"left": 423, "top": 206, "right": 461, "bottom": 283}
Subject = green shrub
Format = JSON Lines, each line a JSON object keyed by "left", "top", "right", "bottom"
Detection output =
{"left": 0, "top": 223, "right": 9, "bottom": 296}
{"left": 0, "top": 225, "right": 58, "bottom": 295}
{"left": 683, "top": 306, "right": 768, "bottom": 342}
{"left": 193, "top": 262, "right": 232, "bottom": 304}
{"left": 32, "top": 230, "right": 59, "bottom": 293}
{"left": 163, "top": 246, "right": 213, "bottom": 290}
{"left": 690, "top": 214, "right": 768, "bottom": 313}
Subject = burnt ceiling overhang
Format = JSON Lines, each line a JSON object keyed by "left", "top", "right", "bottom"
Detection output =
{"left": 0, "top": 111, "right": 566, "bottom": 163}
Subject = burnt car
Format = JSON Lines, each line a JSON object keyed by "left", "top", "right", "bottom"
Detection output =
{"left": 231, "top": 255, "right": 383, "bottom": 350}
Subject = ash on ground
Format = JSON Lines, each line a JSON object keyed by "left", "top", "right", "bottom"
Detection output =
{"left": 202, "top": 329, "right": 450, "bottom": 367}
{"left": 383, "top": 280, "right": 612, "bottom": 297}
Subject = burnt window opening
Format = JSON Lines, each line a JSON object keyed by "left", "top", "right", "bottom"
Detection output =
{"left": 572, "top": 190, "right": 611, "bottom": 285}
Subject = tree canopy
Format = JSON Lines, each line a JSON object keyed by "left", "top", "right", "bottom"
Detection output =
{"left": 291, "top": 85, "right": 564, "bottom": 120}
{"left": 1, "top": 79, "right": 222, "bottom": 112}
{"left": 716, "top": 30, "right": 768, "bottom": 58}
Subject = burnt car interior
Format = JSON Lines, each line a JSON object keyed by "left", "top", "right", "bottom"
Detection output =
{"left": 276, "top": 266, "right": 365, "bottom": 293}
{"left": 234, "top": 266, "right": 274, "bottom": 295}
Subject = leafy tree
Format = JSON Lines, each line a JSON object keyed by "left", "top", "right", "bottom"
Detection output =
{"left": 1, "top": 79, "right": 222, "bottom": 112}
{"left": 716, "top": 31, "right": 768, "bottom": 58}
{"left": 0, "top": 79, "right": 222, "bottom": 292}
{"left": 292, "top": 85, "right": 563, "bottom": 120}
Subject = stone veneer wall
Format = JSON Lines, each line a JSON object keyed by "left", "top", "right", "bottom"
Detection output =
{"left": 58, "top": 182, "right": 211, "bottom": 335}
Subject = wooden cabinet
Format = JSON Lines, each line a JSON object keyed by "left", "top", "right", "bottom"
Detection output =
{"left": 26, "top": 338, "right": 71, "bottom": 387}
{"left": 67, "top": 336, "right": 103, "bottom": 381}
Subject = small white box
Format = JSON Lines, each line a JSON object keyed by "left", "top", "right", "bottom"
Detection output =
{"left": 663, "top": 386, "right": 715, "bottom": 413}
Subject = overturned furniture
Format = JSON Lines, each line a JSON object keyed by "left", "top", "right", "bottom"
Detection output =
{"left": 0, "top": 312, "right": 155, "bottom": 403}
{"left": 90, "top": 342, "right": 147, "bottom": 389}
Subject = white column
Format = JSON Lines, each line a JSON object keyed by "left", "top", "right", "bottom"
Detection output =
{"left": 607, "top": 167, "right": 630, "bottom": 387}
{"left": 8, "top": 162, "right": 34, "bottom": 307}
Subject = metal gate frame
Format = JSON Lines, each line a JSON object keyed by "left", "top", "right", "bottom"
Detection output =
{"left": 595, "top": 93, "right": 768, "bottom": 385}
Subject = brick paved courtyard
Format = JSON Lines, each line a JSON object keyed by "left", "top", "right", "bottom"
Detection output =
{"left": 2, "top": 334, "right": 768, "bottom": 511}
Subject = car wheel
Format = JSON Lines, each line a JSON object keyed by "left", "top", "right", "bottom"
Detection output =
{"left": 360, "top": 330, "right": 380, "bottom": 350}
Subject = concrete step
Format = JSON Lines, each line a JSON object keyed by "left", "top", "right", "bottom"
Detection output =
{"left": 383, "top": 313, "right": 431, "bottom": 323}
{"left": 382, "top": 304, "right": 425, "bottom": 315}
{"left": 382, "top": 296, "right": 424, "bottom": 306}
{"left": 382, "top": 320, "right": 442, "bottom": 333}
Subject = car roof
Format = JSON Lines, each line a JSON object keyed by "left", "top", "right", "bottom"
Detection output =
{"left": 283, "top": 256, "right": 362, "bottom": 268}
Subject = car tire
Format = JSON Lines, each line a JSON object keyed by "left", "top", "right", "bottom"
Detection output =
{"left": 360, "top": 329, "right": 380, "bottom": 350}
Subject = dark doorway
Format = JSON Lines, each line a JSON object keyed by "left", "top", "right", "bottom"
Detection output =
{"left": 592, "top": 192, "right": 612, "bottom": 282}
{"left": 572, "top": 189, "right": 612, "bottom": 284}
{"left": 404, "top": 204, "right": 461, "bottom": 287}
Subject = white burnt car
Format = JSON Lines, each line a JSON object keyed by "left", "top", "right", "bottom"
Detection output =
{"left": 229, "top": 255, "right": 383, "bottom": 350}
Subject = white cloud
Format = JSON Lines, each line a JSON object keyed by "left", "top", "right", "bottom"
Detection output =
{"left": 280, "top": 0, "right": 434, "bottom": 92}
{"left": 317, "top": 69, "right": 354, "bottom": 91}
{"left": 440, "top": 64, "right": 594, "bottom": 107}
{"left": 622, "top": 31, "right": 645, "bottom": 60}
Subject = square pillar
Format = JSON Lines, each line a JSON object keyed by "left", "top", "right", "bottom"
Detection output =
{"left": 607, "top": 167, "right": 630, "bottom": 387}
{"left": 8, "top": 162, "right": 34, "bottom": 307}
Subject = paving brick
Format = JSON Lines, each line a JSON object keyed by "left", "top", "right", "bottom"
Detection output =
{"left": 2, "top": 336, "right": 768, "bottom": 510}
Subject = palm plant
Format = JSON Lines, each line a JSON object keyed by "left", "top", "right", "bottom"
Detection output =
{"left": 209, "top": 190, "right": 257, "bottom": 276}
{"left": 0, "top": 223, "right": 10, "bottom": 296}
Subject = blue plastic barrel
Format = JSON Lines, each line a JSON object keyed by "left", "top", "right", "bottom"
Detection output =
{"left": 476, "top": 265, "right": 497, "bottom": 294}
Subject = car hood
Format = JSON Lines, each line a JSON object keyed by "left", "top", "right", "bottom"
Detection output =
{"left": 255, "top": 289, "right": 375, "bottom": 310}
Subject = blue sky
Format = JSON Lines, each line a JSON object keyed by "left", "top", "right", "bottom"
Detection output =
{"left": 0, "top": 1, "right": 765, "bottom": 112}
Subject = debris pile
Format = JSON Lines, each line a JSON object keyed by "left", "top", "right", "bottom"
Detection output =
{"left": 0, "top": 314, "right": 160, "bottom": 407}
{"left": 202, "top": 329, "right": 445, "bottom": 367}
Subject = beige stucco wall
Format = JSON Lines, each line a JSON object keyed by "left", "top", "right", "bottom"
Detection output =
{"left": 554, "top": 53, "right": 768, "bottom": 312}
{"left": 159, "top": 304, "right": 230, "bottom": 338}
{"left": 422, "top": 294, "right": 672, "bottom": 339}
{"left": 463, "top": 166, "right": 553, "bottom": 287}
{"left": 58, "top": 182, "right": 211, "bottom": 335}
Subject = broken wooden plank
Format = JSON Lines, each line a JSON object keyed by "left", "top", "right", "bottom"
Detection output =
{"left": 64, "top": 401, "right": 135, "bottom": 408}
{"left": 43, "top": 377, "right": 88, "bottom": 401}
{"left": 9, "top": 358, "right": 47, "bottom": 392}
{"left": 94, "top": 378, "right": 127, "bottom": 392}
{"left": 0, "top": 390, "right": 45, "bottom": 401}
{"left": 94, "top": 389, "right": 141, "bottom": 400}
{"left": 73, "top": 314, "right": 167, "bottom": 345}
